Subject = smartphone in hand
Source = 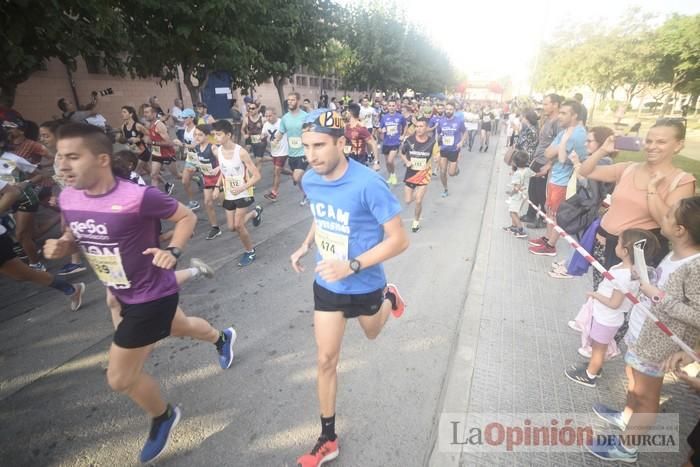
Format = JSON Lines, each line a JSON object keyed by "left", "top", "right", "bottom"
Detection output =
{"left": 614, "top": 135, "right": 642, "bottom": 152}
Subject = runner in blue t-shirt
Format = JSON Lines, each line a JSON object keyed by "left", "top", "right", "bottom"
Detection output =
{"left": 291, "top": 108, "right": 409, "bottom": 467}
{"left": 276, "top": 92, "right": 309, "bottom": 205}
{"left": 436, "top": 101, "right": 467, "bottom": 197}
{"left": 379, "top": 99, "right": 406, "bottom": 186}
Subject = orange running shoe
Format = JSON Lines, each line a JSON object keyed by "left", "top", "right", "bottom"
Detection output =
{"left": 297, "top": 436, "right": 339, "bottom": 467}
{"left": 385, "top": 283, "right": 405, "bottom": 318}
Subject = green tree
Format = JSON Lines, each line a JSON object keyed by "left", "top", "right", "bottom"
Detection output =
{"left": 120, "top": 0, "right": 267, "bottom": 105}
{"left": 0, "top": 0, "right": 128, "bottom": 107}
{"left": 654, "top": 14, "right": 700, "bottom": 109}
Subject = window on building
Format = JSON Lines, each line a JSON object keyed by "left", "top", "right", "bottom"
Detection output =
{"left": 296, "top": 76, "right": 303, "bottom": 86}
{"left": 309, "top": 77, "right": 319, "bottom": 87}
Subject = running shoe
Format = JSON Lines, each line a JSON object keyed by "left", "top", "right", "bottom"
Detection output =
{"left": 385, "top": 283, "right": 405, "bottom": 318}
{"left": 264, "top": 191, "right": 278, "bottom": 201}
{"left": 564, "top": 365, "right": 598, "bottom": 388}
{"left": 513, "top": 228, "right": 528, "bottom": 239}
{"left": 29, "top": 262, "right": 47, "bottom": 272}
{"left": 140, "top": 405, "right": 181, "bottom": 464}
{"left": 70, "top": 282, "right": 86, "bottom": 312}
{"left": 441, "top": 190, "right": 448, "bottom": 198}
{"left": 411, "top": 220, "right": 420, "bottom": 233}
{"left": 216, "top": 327, "right": 237, "bottom": 369}
{"left": 568, "top": 320, "right": 583, "bottom": 332}
{"left": 13, "top": 243, "right": 27, "bottom": 260}
{"left": 57, "top": 262, "right": 87, "bottom": 276}
{"left": 238, "top": 249, "right": 256, "bottom": 267}
{"left": 193, "top": 173, "right": 204, "bottom": 190}
{"left": 529, "top": 243, "right": 557, "bottom": 256}
{"left": 548, "top": 270, "right": 573, "bottom": 279}
{"left": 164, "top": 182, "right": 175, "bottom": 195}
{"left": 300, "top": 197, "right": 309, "bottom": 206}
{"left": 187, "top": 200, "right": 200, "bottom": 210}
{"left": 502, "top": 225, "right": 518, "bottom": 233}
{"left": 297, "top": 436, "right": 339, "bottom": 467}
{"left": 528, "top": 236, "right": 548, "bottom": 247}
{"left": 190, "top": 258, "right": 214, "bottom": 279}
{"left": 252, "top": 205, "right": 263, "bottom": 227}
{"left": 388, "top": 174, "right": 398, "bottom": 186}
{"left": 205, "top": 226, "right": 222, "bottom": 240}
{"left": 592, "top": 403, "right": 627, "bottom": 431}
{"left": 585, "top": 435, "right": 637, "bottom": 463}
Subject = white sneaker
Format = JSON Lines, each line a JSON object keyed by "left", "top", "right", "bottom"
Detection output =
{"left": 190, "top": 258, "right": 214, "bottom": 279}
{"left": 568, "top": 320, "right": 583, "bottom": 332}
{"left": 70, "top": 283, "right": 86, "bottom": 311}
{"left": 578, "top": 346, "right": 592, "bottom": 358}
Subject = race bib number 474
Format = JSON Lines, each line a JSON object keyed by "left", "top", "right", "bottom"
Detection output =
{"left": 315, "top": 227, "right": 349, "bottom": 261}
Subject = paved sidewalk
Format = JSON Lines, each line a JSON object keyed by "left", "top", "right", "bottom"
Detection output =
{"left": 434, "top": 142, "right": 700, "bottom": 466}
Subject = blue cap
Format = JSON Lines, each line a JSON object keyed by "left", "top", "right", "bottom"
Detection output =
{"left": 181, "top": 108, "right": 196, "bottom": 119}
{"left": 302, "top": 108, "right": 344, "bottom": 137}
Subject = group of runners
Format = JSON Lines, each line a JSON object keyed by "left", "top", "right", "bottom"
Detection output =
{"left": 0, "top": 88, "right": 503, "bottom": 466}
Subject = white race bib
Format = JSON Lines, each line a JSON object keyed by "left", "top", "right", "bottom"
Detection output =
{"left": 411, "top": 158, "right": 428, "bottom": 171}
{"left": 225, "top": 175, "right": 253, "bottom": 197}
{"left": 151, "top": 144, "right": 161, "bottom": 157}
{"left": 186, "top": 151, "right": 199, "bottom": 166}
{"left": 84, "top": 252, "right": 130, "bottom": 287}
{"left": 387, "top": 125, "right": 398, "bottom": 136}
{"left": 315, "top": 227, "right": 349, "bottom": 261}
{"left": 442, "top": 135, "right": 454, "bottom": 146}
{"left": 251, "top": 134, "right": 262, "bottom": 144}
{"left": 288, "top": 137, "right": 302, "bottom": 149}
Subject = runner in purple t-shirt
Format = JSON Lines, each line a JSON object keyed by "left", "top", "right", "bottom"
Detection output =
{"left": 44, "top": 123, "right": 237, "bottom": 464}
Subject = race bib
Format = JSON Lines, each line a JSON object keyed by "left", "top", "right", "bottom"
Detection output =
{"left": 411, "top": 157, "right": 428, "bottom": 171}
{"left": 0, "top": 159, "right": 17, "bottom": 177}
{"left": 0, "top": 174, "right": 16, "bottom": 185}
{"left": 288, "top": 136, "right": 302, "bottom": 149}
{"left": 186, "top": 151, "right": 199, "bottom": 166}
{"left": 442, "top": 135, "right": 454, "bottom": 146}
{"left": 151, "top": 144, "right": 162, "bottom": 157}
{"left": 271, "top": 140, "right": 280, "bottom": 152}
{"left": 387, "top": 125, "right": 398, "bottom": 136}
{"left": 251, "top": 134, "right": 262, "bottom": 144}
{"left": 84, "top": 252, "right": 130, "bottom": 287}
{"left": 344, "top": 145, "right": 351, "bottom": 155}
{"left": 225, "top": 175, "right": 245, "bottom": 192}
{"left": 315, "top": 227, "right": 349, "bottom": 261}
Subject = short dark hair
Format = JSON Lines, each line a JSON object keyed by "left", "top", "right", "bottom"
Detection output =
{"left": 57, "top": 98, "right": 68, "bottom": 112}
{"left": 574, "top": 93, "right": 583, "bottom": 102}
{"left": 674, "top": 196, "right": 700, "bottom": 245}
{"left": 40, "top": 120, "right": 62, "bottom": 135}
{"left": 56, "top": 123, "right": 112, "bottom": 156}
{"left": 512, "top": 150, "right": 529, "bottom": 168}
{"left": 113, "top": 149, "right": 138, "bottom": 174}
{"left": 446, "top": 100, "right": 456, "bottom": 108}
{"left": 545, "top": 94, "right": 562, "bottom": 106}
{"left": 561, "top": 100, "right": 583, "bottom": 120}
{"left": 619, "top": 228, "right": 660, "bottom": 265}
{"left": 414, "top": 116, "right": 429, "bottom": 125}
{"left": 212, "top": 119, "right": 233, "bottom": 135}
{"left": 195, "top": 123, "right": 211, "bottom": 135}
{"left": 288, "top": 92, "right": 301, "bottom": 101}
{"left": 524, "top": 110, "right": 539, "bottom": 127}
{"left": 347, "top": 103, "right": 361, "bottom": 119}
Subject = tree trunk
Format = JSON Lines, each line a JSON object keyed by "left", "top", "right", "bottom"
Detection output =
{"left": 182, "top": 66, "right": 201, "bottom": 105}
{"left": 273, "top": 76, "right": 286, "bottom": 112}
{"left": 588, "top": 91, "right": 600, "bottom": 124}
{"left": 0, "top": 82, "right": 17, "bottom": 108}
{"left": 690, "top": 93, "right": 699, "bottom": 115}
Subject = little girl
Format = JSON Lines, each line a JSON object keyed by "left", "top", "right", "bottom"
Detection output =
{"left": 502, "top": 150, "right": 534, "bottom": 238}
{"left": 587, "top": 196, "right": 700, "bottom": 462}
{"left": 565, "top": 228, "right": 659, "bottom": 387}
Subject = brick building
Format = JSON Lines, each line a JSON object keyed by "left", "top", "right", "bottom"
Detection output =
{"left": 13, "top": 59, "right": 363, "bottom": 127}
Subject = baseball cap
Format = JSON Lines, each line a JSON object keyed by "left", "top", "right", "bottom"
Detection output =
{"left": 181, "top": 108, "right": 196, "bottom": 119}
{"left": 1, "top": 116, "right": 25, "bottom": 130}
{"left": 302, "top": 109, "right": 344, "bottom": 137}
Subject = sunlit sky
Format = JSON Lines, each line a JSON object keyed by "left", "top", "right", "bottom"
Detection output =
{"left": 343, "top": 0, "right": 699, "bottom": 94}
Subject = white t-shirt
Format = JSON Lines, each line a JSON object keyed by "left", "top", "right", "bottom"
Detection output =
{"left": 359, "top": 106, "right": 376, "bottom": 129}
{"left": 464, "top": 112, "right": 479, "bottom": 131}
{"left": 627, "top": 252, "right": 700, "bottom": 339}
{"left": 262, "top": 120, "right": 288, "bottom": 157}
{"left": 85, "top": 114, "right": 107, "bottom": 129}
{"left": 593, "top": 264, "right": 639, "bottom": 327}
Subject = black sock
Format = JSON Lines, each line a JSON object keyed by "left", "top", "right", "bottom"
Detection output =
{"left": 49, "top": 277, "right": 76, "bottom": 296}
{"left": 385, "top": 290, "right": 397, "bottom": 310}
{"left": 215, "top": 331, "right": 225, "bottom": 349}
{"left": 321, "top": 414, "right": 336, "bottom": 441}
{"left": 154, "top": 404, "right": 172, "bottom": 423}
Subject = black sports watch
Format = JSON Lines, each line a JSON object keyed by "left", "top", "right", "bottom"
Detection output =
{"left": 349, "top": 258, "right": 361, "bottom": 274}
{"left": 165, "top": 247, "right": 182, "bottom": 259}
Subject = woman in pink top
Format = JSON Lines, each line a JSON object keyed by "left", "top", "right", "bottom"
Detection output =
{"left": 577, "top": 119, "right": 696, "bottom": 281}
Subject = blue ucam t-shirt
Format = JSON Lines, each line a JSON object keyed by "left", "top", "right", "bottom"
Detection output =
{"left": 302, "top": 158, "right": 402, "bottom": 294}
{"left": 437, "top": 115, "right": 465, "bottom": 151}
{"left": 380, "top": 112, "right": 406, "bottom": 147}
{"left": 549, "top": 124, "right": 588, "bottom": 186}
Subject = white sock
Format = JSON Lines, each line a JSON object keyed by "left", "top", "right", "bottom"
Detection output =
{"left": 586, "top": 370, "right": 598, "bottom": 379}
{"left": 189, "top": 267, "right": 200, "bottom": 278}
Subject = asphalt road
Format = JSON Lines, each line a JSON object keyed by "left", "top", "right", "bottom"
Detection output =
{"left": 0, "top": 144, "right": 496, "bottom": 467}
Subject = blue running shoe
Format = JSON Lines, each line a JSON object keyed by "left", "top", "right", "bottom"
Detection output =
{"left": 592, "top": 403, "right": 627, "bottom": 431}
{"left": 217, "top": 327, "right": 237, "bottom": 369}
{"left": 57, "top": 262, "right": 87, "bottom": 276}
{"left": 238, "top": 249, "right": 256, "bottom": 267}
{"left": 140, "top": 405, "right": 181, "bottom": 464}
{"left": 585, "top": 435, "right": 638, "bottom": 463}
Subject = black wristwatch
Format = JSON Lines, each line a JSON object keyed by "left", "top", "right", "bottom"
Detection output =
{"left": 349, "top": 258, "right": 361, "bottom": 274}
{"left": 165, "top": 247, "right": 182, "bottom": 259}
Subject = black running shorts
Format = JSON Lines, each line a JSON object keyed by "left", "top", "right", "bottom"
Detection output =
{"left": 313, "top": 281, "right": 385, "bottom": 319}
{"left": 0, "top": 233, "right": 17, "bottom": 267}
{"left": 288, "top": 157, "right": 308, "bottom": 172}
{"left": 382, "top": 144, "right": 400, "bottom": 156}
{"left": 222, "top": 197, "right": 254, "bottom": 211}
{"left": 113, "top": 293, "right": 179, "bottom": 348}
{"left": 440, "top": 149, "right": 460, "bottom": 163}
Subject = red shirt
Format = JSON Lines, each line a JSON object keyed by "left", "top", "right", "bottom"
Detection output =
{"left": 10, "top": 139, "right": 48, "bottom": 165}
{"left": 147, "top": 122, "right": 175, "bottom": 159}
{"left": 344, "top": 125, "right": 372, "bottom": 155}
